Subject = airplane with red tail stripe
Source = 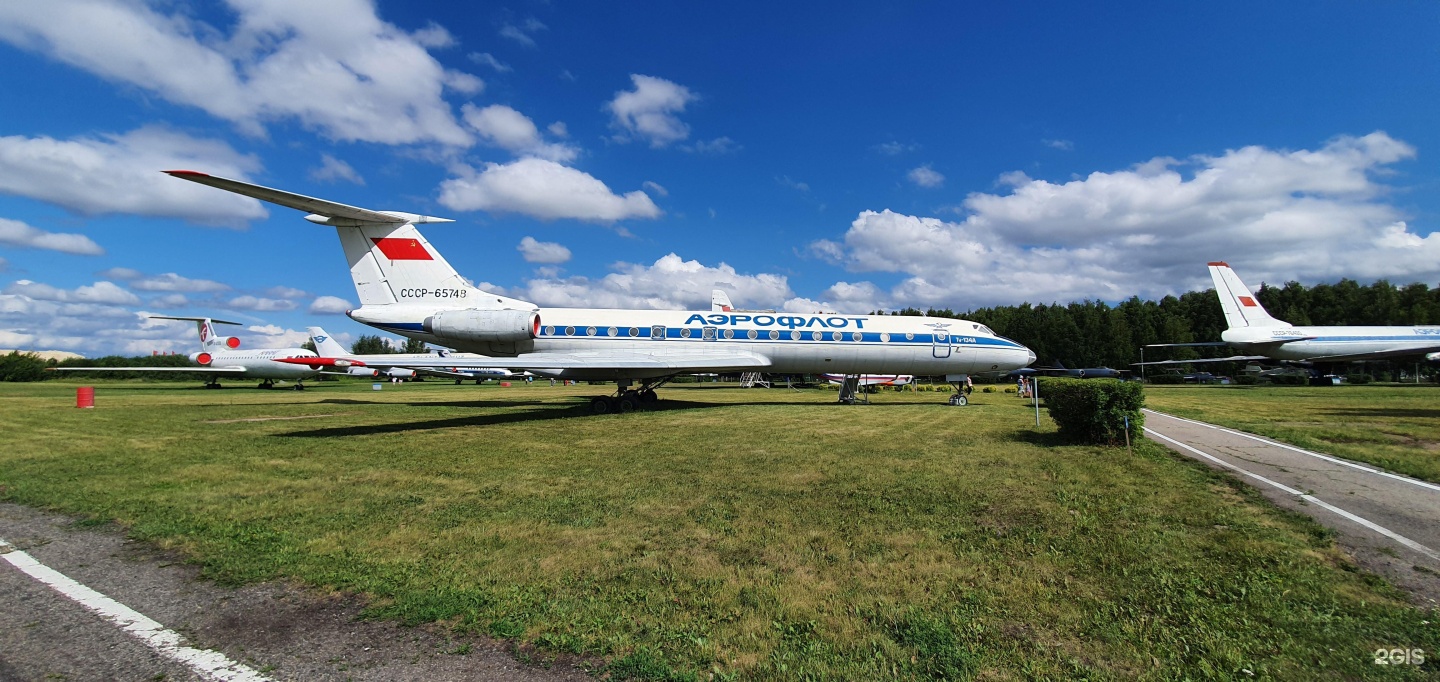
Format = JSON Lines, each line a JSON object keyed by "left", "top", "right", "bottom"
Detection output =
{"left": 165, "top": 171, "right": 1035, "bottom": 413}
{"left": 55, "top": 316, "right": 320, "bottom": 389}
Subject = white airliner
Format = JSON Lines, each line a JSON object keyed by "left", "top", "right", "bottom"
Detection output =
{"left": 165, "top": 171, "right": 1036, "bottom": 412}
{"left": 56, "top": 316, "right": 319, "bottom": 389}
{"left": 293, "top": 327, "right": 521, "bottom": 383}
{"left": 1145, "top": 262, "right": 1440, "bottom": 369}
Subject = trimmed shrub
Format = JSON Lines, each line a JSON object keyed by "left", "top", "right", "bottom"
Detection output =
{"left": 1036, "top": 378, "right": 1144, "bottom": 446}
{"left": 1234, "top": 375, "right": 1259, "bottom": 385}
{"left": 1345, "top": 373, "right": 1373, "bottom": 385}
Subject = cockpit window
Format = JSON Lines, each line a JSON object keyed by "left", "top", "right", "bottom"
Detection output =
{"left": 977, "top": 325, "right": 994, "bottom": 335}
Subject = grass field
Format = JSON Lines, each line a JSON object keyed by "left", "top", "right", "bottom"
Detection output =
{"left": 1144, "top": 384, "right": 1440, "bottom": 484}
{"left": 2, "top": 379, "right": 1437, "bottom": 680}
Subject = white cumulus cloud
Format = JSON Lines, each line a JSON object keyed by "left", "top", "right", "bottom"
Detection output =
{"left": 517, "top": 236, "right": 571, "bottom": 264}
{"left": 438, "top": 158, "right": 661, "bottom": 222}
{"left": 0, "top": 0, "right": 474, "bottom": 146}
{"left": 0, "top": 126, "right": 265, "bottom": 226}
{"left": 226, "top": 295, "right": 297, "bottom": 312}
{"left": 0, "top": 218, "right": 103, "bottom": 255}
{"left": 809, "top": 132, "right": 1433, "bottom": 308}
{"left": 461, "top": 104, "right": 577, "bottom": 162}
{"left": 309, "top": 154, "right": 364, "bottom": 185}
{"left": 309, "top": 295, "right": 352, "bottom": 314}
{"left": 5, "top": 279, "right": 139, "bottom": 305}
{"left": 907, "top": 165, "right": 944, "bottom": 188}
{"left": 606, "top": 74, "right": 697, "bottom": 148}
{"left": 509, "top": 253, "right": 797, "bottom": 311}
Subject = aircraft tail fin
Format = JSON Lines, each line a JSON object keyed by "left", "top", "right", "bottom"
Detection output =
{"left": 163, "top": 171, "right": 535, "bottom": 312}
{"left": 149, "top": 315, "right": 243, "bottom": 350}
{"left": 306, "top": 327, "right": 350, "bottom": 356}
{"left": 712, "top": 289, "right": 735, "bottom": 312}
{"left": 1207, "top": 262, "right": 1288, "bottom": 329}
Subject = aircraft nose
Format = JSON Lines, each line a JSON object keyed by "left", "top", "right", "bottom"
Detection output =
{"left": 1026, "top": 348, "right": 1037, "bottom": 365}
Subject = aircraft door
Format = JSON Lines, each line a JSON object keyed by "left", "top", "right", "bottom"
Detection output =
{"left": 651, "top": 325, "right": 666, "bottom": 340}
{"left": 932, "top": 331, "right": 952, "bottom": 358}
{"left": 702, "top": 326, "right": 718, "bottom": 341}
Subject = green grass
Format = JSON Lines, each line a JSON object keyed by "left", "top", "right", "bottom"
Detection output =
{"left": 1144, "top": 384, "right": 1440, "bottom": 484}
{"left": 2, "top": 380, "right": 1438, "bottom": 680}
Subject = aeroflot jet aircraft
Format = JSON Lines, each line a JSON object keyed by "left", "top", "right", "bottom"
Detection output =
{"left": 166, "top": 171, "right": 1035, "bottom": 412}
{"left": 56, "top": 316, "right": 319, "bottom": 389}
{"left": 1145, "top": 262, "right": 1440, "bottom": 369}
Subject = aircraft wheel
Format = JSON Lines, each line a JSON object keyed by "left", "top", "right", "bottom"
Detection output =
{"left": 294, "top": 383, "right": 305, "bottom": 391}
{"left": 591, "top": 396, "right": 614, "bottom": 415}
{"left": 948, "top": 394, "right": 968, "bottom": 406}
{"left": 455, "top": 379, "right": 462, "bottom": 385}
{"left": 618, "top": 395, "right": 639, "bottom": 413}
{"left": 639, "top": 389, "right": 658, "bottom": 403}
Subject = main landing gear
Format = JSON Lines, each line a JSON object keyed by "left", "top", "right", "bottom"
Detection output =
{"left": 205, "top": 378, "right": 224, "bottom": 389}
{"left": 588, "top": 377, "right": 670, "bottom": 415}
{"left": 258, "top": 380, "right": 275, "bottom": 390}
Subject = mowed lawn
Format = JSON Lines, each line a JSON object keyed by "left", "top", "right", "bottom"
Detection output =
{"left": 2, "top": 380, "right": 1436, "bottom": 680}
{"left": 1145, "top": 384, "right": 1440, "bottom": 484}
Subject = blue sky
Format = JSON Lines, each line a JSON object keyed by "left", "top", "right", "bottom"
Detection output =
{"left": 1, "top": 1, "right": 1438, "bottom": 355}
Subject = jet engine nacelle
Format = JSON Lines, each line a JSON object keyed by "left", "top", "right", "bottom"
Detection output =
{"left": 384, "top": 368, "right": 417, "bottom": 378}
{"left": 216, "top": 337, "right": 241, "bottom": 349}
{"left": 423, "top": 309, "right": 540, "bottom": 344}
{"left": 348, "top": 366, "right": 380, "bottom": 377}
{"left": 1427, "top": 352, "right": 1440, "bottom": 362}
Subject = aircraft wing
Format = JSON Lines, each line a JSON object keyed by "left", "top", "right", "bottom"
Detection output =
{"left": 53, "top": 366, "right": 248, "bottom": 373}
{"left": 1131, "top": 356, "right": 1273, "bottom": 366}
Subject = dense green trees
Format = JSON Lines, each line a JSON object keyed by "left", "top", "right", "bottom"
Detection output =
{"left": 891, "top": 277, "right": 1440, "bottom": 372}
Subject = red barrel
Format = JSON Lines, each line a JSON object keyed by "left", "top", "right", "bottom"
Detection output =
{"left": 76, "top": 386, "right": 95, "bottom": 408}
{"left": 499, "top": 381, "right": 511, "bottom": 387}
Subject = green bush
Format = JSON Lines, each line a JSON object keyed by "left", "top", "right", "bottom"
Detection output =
{"left": 1270, "top": 375, "right": 1307, "bottom": 386}
{"left": 1234, "top": 374, "right": 1259, "bottom": 385}
{"left": 1345, "top": 373, "right": 1372, "bottom": 385}
{"left": 0, "top": 351, "right": 50, "bottom": 382}
{"left": 1036, "top": 378, "right": 1144, "bottom": 446}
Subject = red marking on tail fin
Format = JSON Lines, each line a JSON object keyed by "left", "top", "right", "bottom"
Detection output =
{"left": 1207, "top": 261, "right": 1229, "bottom": 266}
{"left": 1239, "top": 296, "right": 1257, "bottom": 307}
{"left": 371, "top": 238, "right": 433, "bottom": 260}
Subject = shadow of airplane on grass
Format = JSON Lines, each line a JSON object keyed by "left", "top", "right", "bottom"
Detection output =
{"left": 1318, "top": 407, "right": 1440, "bottom": 419}
{"left": 278, "top": 399, "right": 728, "bottom": 437}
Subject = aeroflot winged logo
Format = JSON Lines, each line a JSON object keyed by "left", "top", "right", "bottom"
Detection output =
{"left": 314, "top": 335, "right": 328, "bottom": 344}
{"left": 371, "top": 238, "right": 433, "bottom": 260}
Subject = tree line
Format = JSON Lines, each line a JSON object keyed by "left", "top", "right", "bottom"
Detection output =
{"left": 888, "top": 277, "right": 1440, "bottom": 372}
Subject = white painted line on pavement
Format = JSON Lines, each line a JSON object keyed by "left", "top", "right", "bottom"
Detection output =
{"left": 0, "top": 537, "right": 273, "bottom": 682}
{"left": 1144, "top": 409, "right": 1440, "bottom": 493}
{"left": 1145, "top": 429, "right": 1440, "bottom": 563}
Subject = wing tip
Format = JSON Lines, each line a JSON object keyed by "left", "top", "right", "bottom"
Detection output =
{"left": 164, "top": 169, "right": 208, "bottom": 177}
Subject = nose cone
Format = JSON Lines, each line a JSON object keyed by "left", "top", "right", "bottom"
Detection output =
{"left": 1026, "top": 348, "right": 1037, "bottom": 365}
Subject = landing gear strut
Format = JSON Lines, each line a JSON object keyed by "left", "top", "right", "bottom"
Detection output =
{"left": 205, "top": 378, "right": 223, "bottom": 389}
{"left": 588, "top": 378, "right": 669, "bottom": 415}
{"left": 257, "top": 380, "right": 275, "bottom": 390}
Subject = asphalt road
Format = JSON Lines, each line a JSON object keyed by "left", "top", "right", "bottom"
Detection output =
{"left": 1144, "top": 409, "right": 1440, "bottom": 606}
{"left": 0, "top": 503, "right": 591, "bottom": 682}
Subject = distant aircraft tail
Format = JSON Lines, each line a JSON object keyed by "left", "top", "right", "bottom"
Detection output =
{"left": 163, "top": 171, "right": 535, "bottom": 312}
{"left": 306, "top": 327, "right": 350, "bottom": 356}
{"left": 1207, "top": 262, "right": 1289, "bottom": 329}
{"left": 712, "top": 289, "right": 734, "bottom": 312}
{"left": 150, "top": 315, "right": 243, "bottom": 350}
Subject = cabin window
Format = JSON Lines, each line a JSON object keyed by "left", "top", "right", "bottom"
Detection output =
{"left": 651, "top": 325, "right": 666, "bottom": 340}
{"left": 852, "top": 332, "right": 863, "bottom": 342}
{"left": 564, "top": 326, "right": 576, "bottom": 336}
{"left": 544, "top": 325, "right": 555, "bottom": 336}
{"left": 607, "top": 326, "right": 618, "bottom": 337}
{"left": 906, "top": 332, "right": 915, "bottom": 340}
{"left": 723, "top": 329, "right": 735, "bottom": 339}
{"left": 681, "top": 328, "right": 692, "bottom": 338}
{"left": 880, "top": 332, "right": 890, "bottom": 342}
{"left": 703, "top": 327, "right": 717, "bottom": 341}
{"left": 629, "top": 327, "right": 640, "bottom": 337}
{"left": 586, "top": 326, "right": 597, "bottom": 336}
{"left": 831, "top": 331, "right": 843, "bottom": 341}
{"left": 747, "top": 329, "right": 758, "bottom": 340}
{"left": 811, "top": 331, "right": 823, "bottom": 341}
{"left": 791, "top": 331, "right": 801, "bottom": 340}
{"left": 769, "top": 330, "right": 780, "bottom": 340}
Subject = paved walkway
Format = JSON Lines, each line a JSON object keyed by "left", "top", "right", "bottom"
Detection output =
{"left": 1143, "top": 409, "right": 1440, "bottom": 606}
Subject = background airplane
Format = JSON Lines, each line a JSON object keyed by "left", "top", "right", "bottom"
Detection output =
{"left": 55, "top": 316, "right": 319, "bottom": 389}
{"left": 289, "top": 327, "right": 523, "bottom": 384}
{"left": 166, "top": 171, "right": 1035, "bottom": 413}
{"left": 1139, "top": 262, "right": 1440, "bottom": 373}
{"left": 1007, "top": 360, "right": 1126, "bottom": 379}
